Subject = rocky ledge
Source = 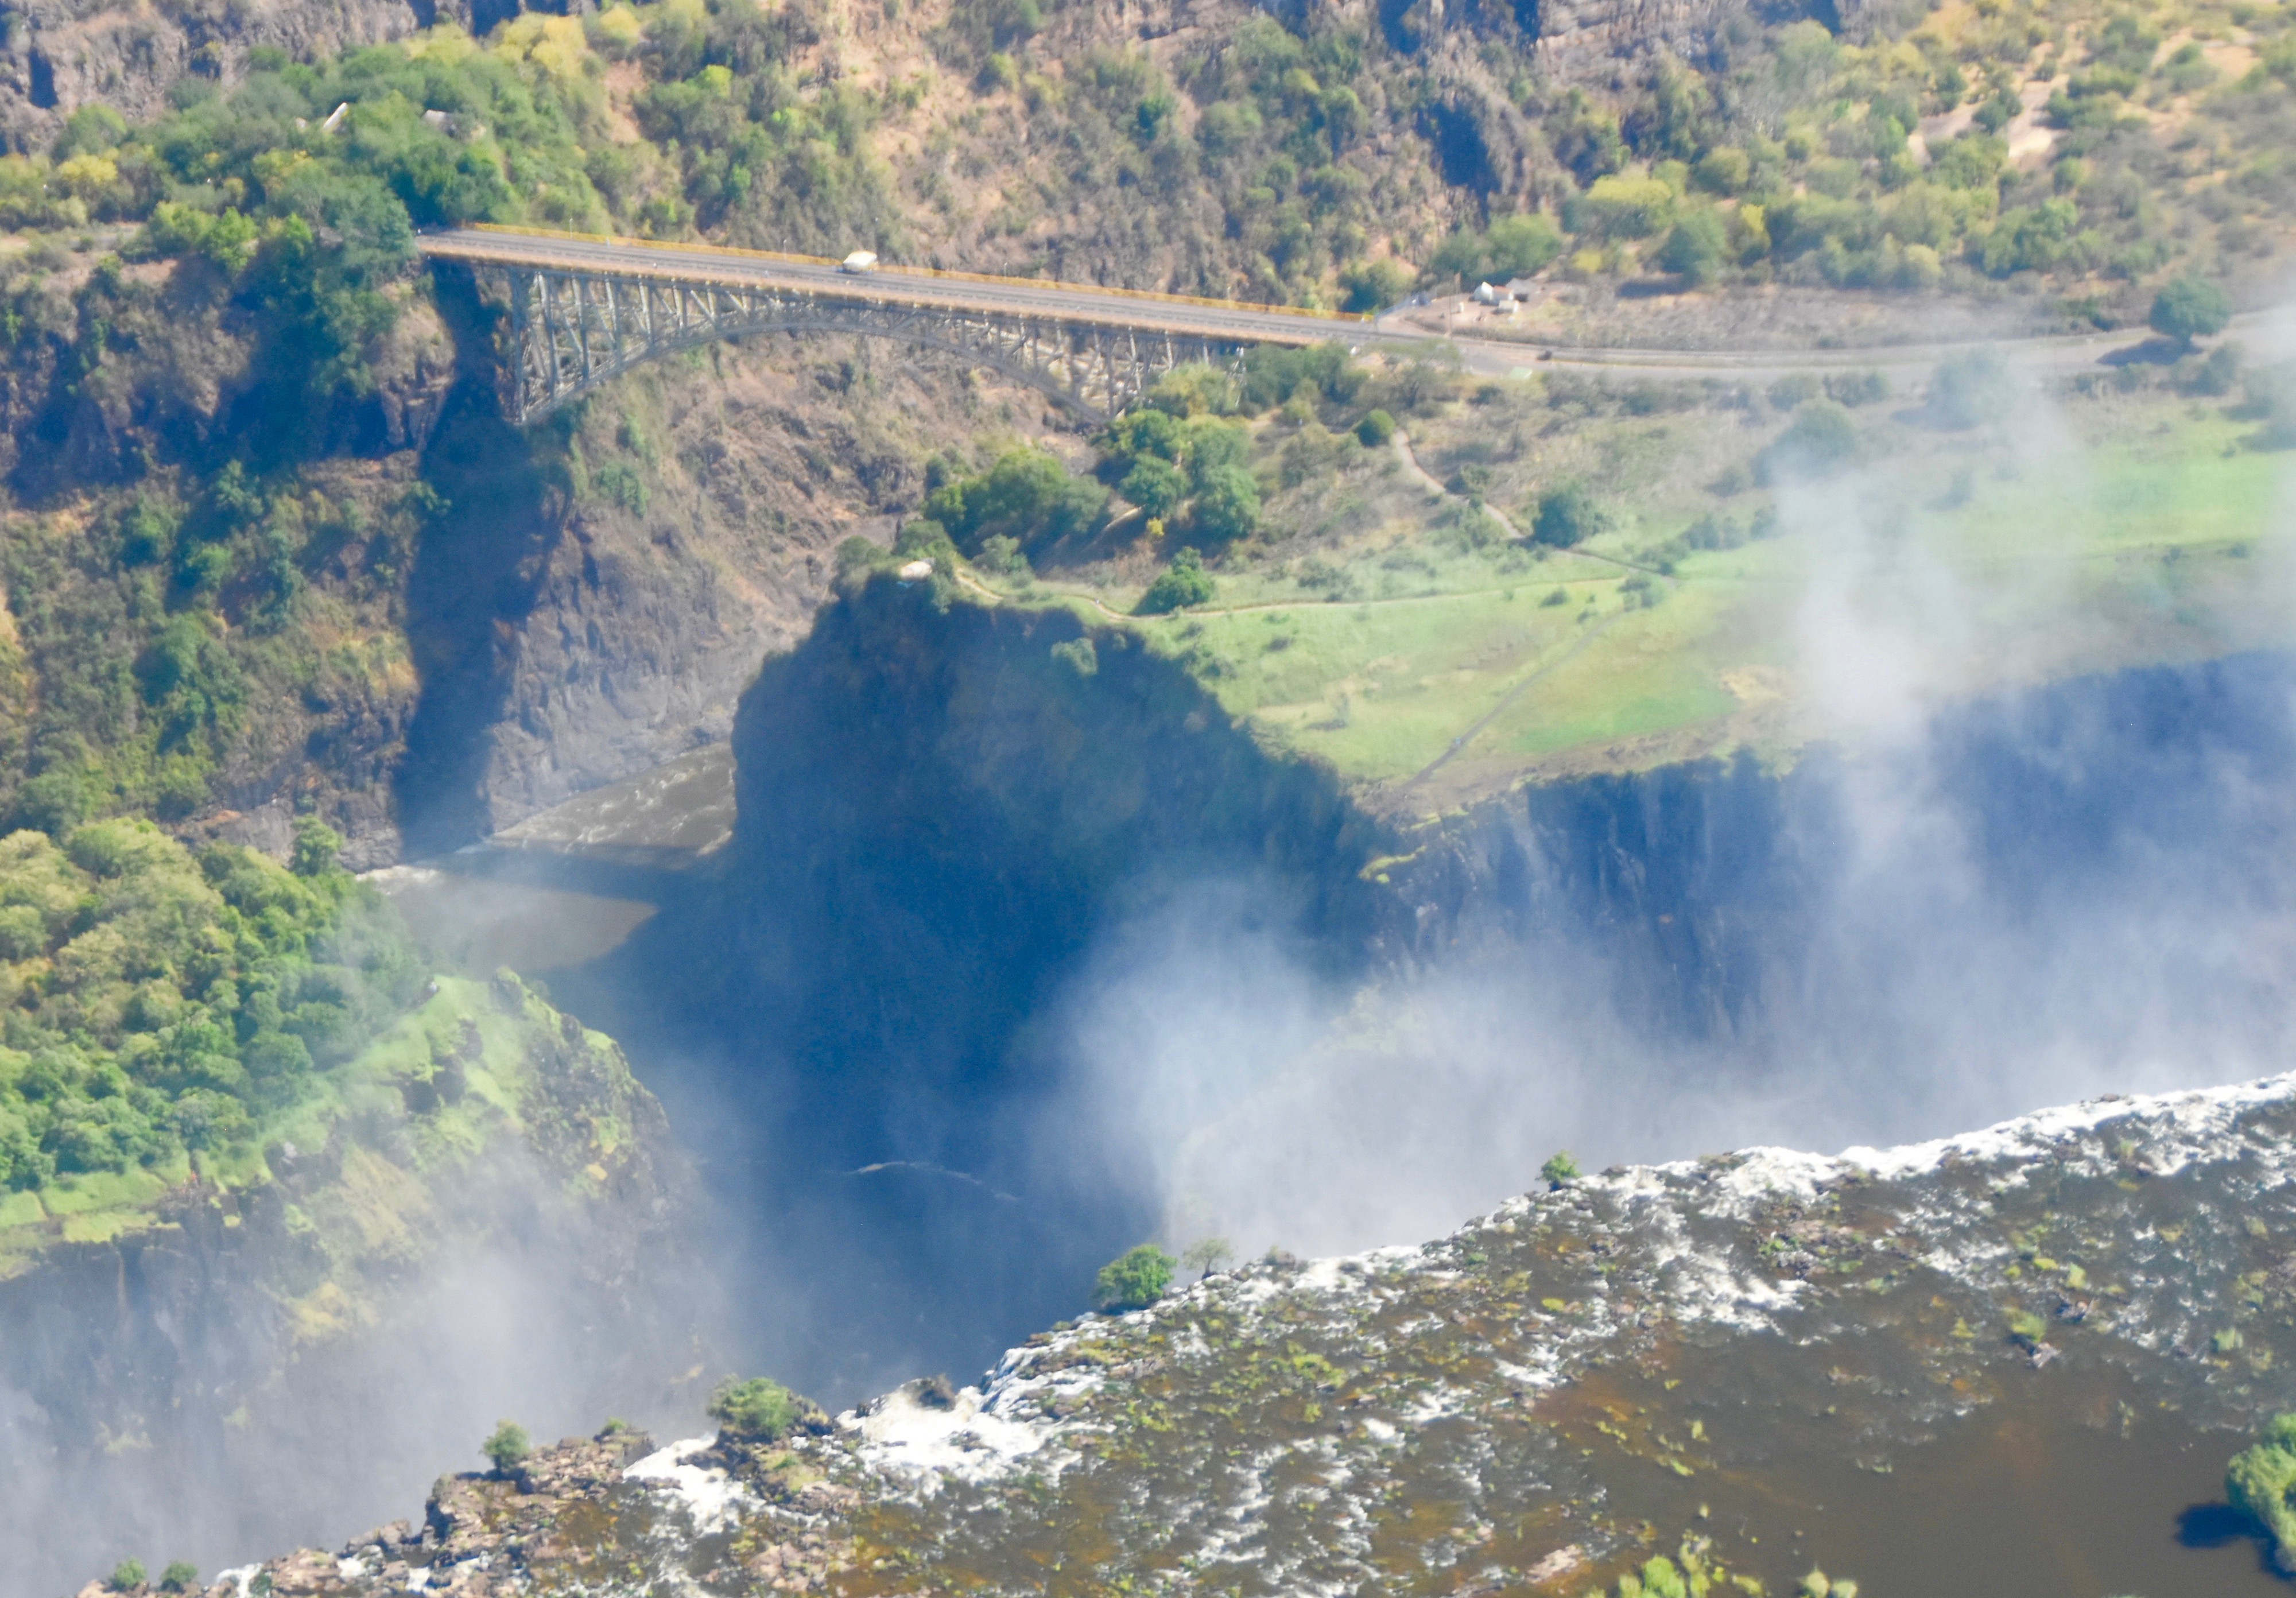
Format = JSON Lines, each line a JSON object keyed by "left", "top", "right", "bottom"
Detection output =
{"left": 108, "top": 1073, "right": 2296, "bottom": 1596}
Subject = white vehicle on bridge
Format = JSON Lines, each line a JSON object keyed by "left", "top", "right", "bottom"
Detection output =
{"left": 840, "top": 250, "right": 879, "bottom": 274}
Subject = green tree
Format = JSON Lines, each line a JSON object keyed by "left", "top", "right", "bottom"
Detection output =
{"left": 1541, "top": 1150, "right": 1581, "bottom": 1186}
{"left": 922, "top": 450, "right": 1108, "bottom": 557}
{"left": 482, "top": 1419, "right": 530, "bottom": 1475}
{"left": 1093, "top": 1243, "right": 1177, "bottom": 1310}
{"left": 1425, "top": 227, "right": 1491, "bottom": 288}
{"left": 1484, "top": 213, "right": 1563, "bottom": 280}
{"left": 110, "top": 1562, "right": 146, "bottom": 1592}
{"left": 1189, "top": 463, "right": 1261, "bottom": 544}
{"left": 1134, "top": 549, "right": 1216, "bottom": 615}
{"left": 158, "top": 1564, "right": 199, "bottom": 1593}
{"left": 290, "top": 816, "right": 343, "bottom": 878}
{"left": 1355, "top": 409, "right": 1397, "bottom": 447}
{"left": 54, "top": 104, "right": 129, "bottom": 160}
{"left": 1533, "top": 483, "right": 1610, "bottom": 548}
{"left": 1338, "top": 258, "right": 1413, "bottom": 312}
{"left": 2228, "top": 1414, "right": 2296, "bottom": 1571}
{"left": 1182, "top": 1236, "right": 1235, "bottom": 1279}
{"left": 2150, "top": 276, "right": 2232, "bottom": 348}
{"left": 1119, "top": 456, "right": 1189, "bottom": 519}
{"left": 1641, "top": 1556, "right": 1689, "bottom": 1598}
{"left": 1657, "top": 210, "right": 1728, "bottom": 287}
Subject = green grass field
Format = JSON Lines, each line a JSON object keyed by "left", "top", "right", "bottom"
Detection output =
{"left": 974, "top": 378, "right": 2294, "bottom": 817}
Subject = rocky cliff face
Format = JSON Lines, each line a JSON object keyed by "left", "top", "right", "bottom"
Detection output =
{"left": 133, "top": 1072, "right": 2296, "bottom": 1596}
{"left": 0, "top": 0, "right": 428, "bottom": 150}
{"left": 1381, "top": 649, "right": 2296, "bottom": 1045}
{"left": 557, "top": 576, "right": 1389, "bottom": 1401}
{"left": 0, "top": 240, "right": 1077, "bottom": 867}
{"left": 416, "top": 319, "right": 1064, "bottom": 853}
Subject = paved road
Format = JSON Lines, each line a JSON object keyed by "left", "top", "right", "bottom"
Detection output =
{"left": 416, "top": 226, "right": 1347, "bottom": 348}
{"left": 417, "top": 225, "right": 2258, "bottom": 382}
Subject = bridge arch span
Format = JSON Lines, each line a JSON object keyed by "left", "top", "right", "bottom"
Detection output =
{"left": 474, "top": 265, "right": 1252, "bottom": 425}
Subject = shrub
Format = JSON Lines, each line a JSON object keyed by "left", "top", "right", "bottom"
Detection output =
{"left": 1757, "top": 401, "right": 1859, "bottom": 482}
{"left": 709, "top": 1376, "right": 805, "bottom": 1441}
{"left": 1181, "top": 1236, "right": 1234, "bottom": 1278}
{"left": 1533, "top": 483, "right": 1610, "bottom": 548}
{"left": 290, "top": 816, "right": 343, "bottom": 878}
{"left": 1541, "top": 1150, "right": 1581, "bottom": 1186}
{"left": 2182, "top": 344, "right": 2241, "bottom": 398}
{"left": 1338, "top": 257, "right": 1413, "bottom": 313}
{"left": 1576, "top": 173, "right": 1675, "bottom": 238}
{"left": 1657, "top": 210, "right": 1727, "bottom": 286}
{"left": 2245, "top": 362, "right": 2296, "bottom": 448}
{"left": 1189, "top": 463, "right": 1261, "bottom": 544}
{"left": 1355, "top": 409, "right": 1397, "bottom": 447}
{"left": 482, "top": 1419, "right": 530, "bottom": 1475}
{"left": 158, "top": 1564, "right": 199, "bottom": 1593}
{"left": 1484, "top": 212, "right": 1564, "bottom": 279}
{"left": 1118, "top": 457, "right": 1188, "bottom": 519}
{"left": 1093, "top": 1243, "right": 1177, "bottom": 1310}
{"left": 2150, "top": 276, "right": 2232, "bottom": 347}
{"left": 2229, "top": 1414, "right": 2296, "bottom": 1572}
{"left": 1767, "top": 373, "right": 1820, "bottom": 409}
{"left": 1134, "top": 548, "right": 1216, "bottom": 614}
{"left": 1927, "top": 349, "right": 2014, "bottom": 429}
{"left": 1825, "top": 371, "right": 1891, "bottom": 407}
{"left": 974, "top": 534, "right": 1031, "bottom": 577}
{"left": 922, "top": 450, "right": 1108, "bottom": 557}
{"left": 110, "top": 1562, "right": 146, "bottom": 1592}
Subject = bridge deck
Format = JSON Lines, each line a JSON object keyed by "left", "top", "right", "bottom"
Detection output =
{"left": 415, "top": 227, "right": 1356, "bottom": 350}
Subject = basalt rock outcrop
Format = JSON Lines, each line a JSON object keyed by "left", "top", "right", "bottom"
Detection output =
{"left": 118, "top": 1073, "right": 2296, "bottom": 1596}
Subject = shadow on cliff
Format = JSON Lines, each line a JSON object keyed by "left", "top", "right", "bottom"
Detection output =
{"left": 393, "top": 266, "right": 563, "bottom": 856}
{"left": 555, "top": 578, "right": 1388, "bottom": 1401}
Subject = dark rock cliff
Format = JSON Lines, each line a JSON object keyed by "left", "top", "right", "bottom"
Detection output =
{"left": 564, "top": 578, "right": 1390, "bottom": 1397}
{"left": 1383, "top": 648, "right": 2296, "bottom": 1062}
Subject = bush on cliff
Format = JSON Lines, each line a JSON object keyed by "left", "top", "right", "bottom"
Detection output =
{"left": 482, "top": 1419, "right": 531, "bottom": 1475}
{"left": 1093, "top": 1244, "right": 1177, "bottom": 1311}
{"left": 708, "top": 1376, "right": 828, "bottom": 1443}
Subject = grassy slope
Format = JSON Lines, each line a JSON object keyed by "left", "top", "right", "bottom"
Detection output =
{"left": 967, "top": 369, "right": 2291, "bottom": 817}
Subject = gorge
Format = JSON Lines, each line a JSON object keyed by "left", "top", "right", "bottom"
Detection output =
{"left": 0, "top": 0, "right": 2293, "bottom": 1588}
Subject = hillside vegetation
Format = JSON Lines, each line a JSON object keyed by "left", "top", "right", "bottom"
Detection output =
{"left": 0, "top": 817, "right": 410, "bottom": 1202}
{"left": 0, "top": 814, "right": 662, "bottom": 1279}
{"left": 861, "top": 320, "right": 2293, "bottom": 813}
{"left": 0, "top": 0, "right": 2287, "bottom": 850}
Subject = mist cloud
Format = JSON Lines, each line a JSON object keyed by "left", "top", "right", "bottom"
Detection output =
{"left": 1045, "top": 366, "right": 2296, "bottom": 1265}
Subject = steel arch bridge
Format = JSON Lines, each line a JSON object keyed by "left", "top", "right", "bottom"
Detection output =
{"left": 464, "top": 261, "right": 1265, "bottom": 425}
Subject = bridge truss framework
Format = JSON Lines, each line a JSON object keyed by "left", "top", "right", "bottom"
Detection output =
{"left": 481, "top": 264, "right": 1254, "bottom": 425}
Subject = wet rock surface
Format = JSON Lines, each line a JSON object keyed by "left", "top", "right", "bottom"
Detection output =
{"left": 149, "top": 1075, "right": 2296, "bottom": 1596}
